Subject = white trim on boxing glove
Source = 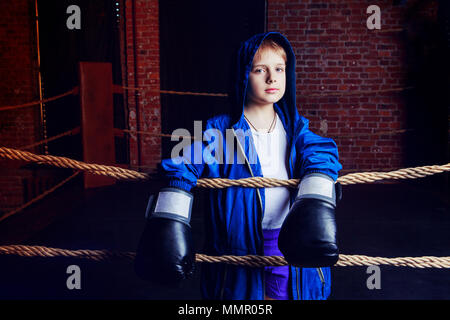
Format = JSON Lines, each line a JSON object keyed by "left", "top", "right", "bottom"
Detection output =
{"left": 145, "top": 187, "right": 193, "bottom": 224}
{"left": 296, "top": 173, "right": 336, "bottom": 207}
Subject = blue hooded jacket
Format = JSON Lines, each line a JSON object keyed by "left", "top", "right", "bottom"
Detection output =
{"left": 161, "top": 32, "right": 342, "bottom": 300}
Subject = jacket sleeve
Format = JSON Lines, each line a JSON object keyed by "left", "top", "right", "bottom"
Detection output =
{"left": 296, "top": 117, "right": 342, "bottom": 182}
{"left": 160, "top": 120, "right": 220, "bottom": 192}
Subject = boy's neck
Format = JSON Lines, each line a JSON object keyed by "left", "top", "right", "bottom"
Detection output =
{"left": 243, "top": 103, "right": 276, "bottom": 130}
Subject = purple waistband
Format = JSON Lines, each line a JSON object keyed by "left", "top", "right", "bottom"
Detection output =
{"left": 262, "top": 228, "right": 289, "bottom": 300}
{"left": 263, "top": 228, "right": 283, "bottom": 256}
{"left": 263, "top": 228, "right": 281, "bottom": 241}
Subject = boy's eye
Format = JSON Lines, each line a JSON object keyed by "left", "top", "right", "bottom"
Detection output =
{"left": 276, "top": 67, "right": 285, "bottom": 72}
{"left": 254, "top": 68, "right": 265, "bottom": 73}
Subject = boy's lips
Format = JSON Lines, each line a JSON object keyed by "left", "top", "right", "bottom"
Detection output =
{"left": 265, "top": 88, "right": 279, "bottom": 93}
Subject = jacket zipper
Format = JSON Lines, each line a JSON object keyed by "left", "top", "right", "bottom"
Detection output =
{"left": 296, "top": 267, "right": 301, "bottom": 300}
{"left": 316, "top": 268, "right": 326, "bottom": 297}
{"left": 231, "top": 129, "right": 264, "bottom": 214}
{"left": 230, "top": 129, "right": 265, "bottom": 299}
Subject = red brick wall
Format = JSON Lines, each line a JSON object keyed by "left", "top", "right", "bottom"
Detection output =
{"left": 1, "top": 0, "right": 441, "bottom": 214}
{"left": 0, "top": 0, "right": 39, "bottom": 213}
{"left": 129, "top": 0, "right": 440, "bottom": 175}
{"left": 267, "top": 0, "right": 438, "bottom": 173}
{"left": 124, "top": 0, "right": 161, "bottom": 172}
{"left": 0, "top": 0, "right": 162, "bottom": 213}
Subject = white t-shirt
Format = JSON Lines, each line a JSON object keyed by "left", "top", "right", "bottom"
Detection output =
{"left": 248, "top": 114, "right": 291, "bottom": 230}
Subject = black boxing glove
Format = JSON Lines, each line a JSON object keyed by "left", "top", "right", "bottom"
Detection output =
{"left": 278, "top": 173, "right": 341, "bottom": 268}
{"left": 134, "top": 187, "right": 195, "bottom": 286}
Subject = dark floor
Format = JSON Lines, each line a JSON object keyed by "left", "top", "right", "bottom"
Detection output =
{"left": 0, "top": 174, "right": 449, "bottom": 300}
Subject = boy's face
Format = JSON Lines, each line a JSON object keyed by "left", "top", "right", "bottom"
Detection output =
{"left": 246, "top": 48, "right": 286, "bottom": 107}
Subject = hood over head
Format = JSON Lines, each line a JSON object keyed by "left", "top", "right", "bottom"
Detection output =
{"left": 229, "top": 32, "right": 300, "bottom": 135}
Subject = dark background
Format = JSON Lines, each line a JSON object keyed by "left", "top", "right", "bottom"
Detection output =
{"left": 0, "top": 0, "right": 448, "bottom": 300}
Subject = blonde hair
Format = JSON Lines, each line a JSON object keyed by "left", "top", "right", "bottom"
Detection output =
{"left": 253, "top": 38, "right": 287, "bottom": 63}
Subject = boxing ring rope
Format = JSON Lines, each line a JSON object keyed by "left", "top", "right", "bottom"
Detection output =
{"left": 1, "top": 146, "right": 449, "bottom": 187}
{"left": 121, "top": 128, "right": 193, "bottom": 140}
{"left": 0, "top": 172, "right": 80, "bottom": 224}
{"left": 123, "top": 86, "right": 413, "bottom": 97}
{"left": 17, "top": 127, "right": 81, "bottom": 151}
{"left": 0, "top": 88, "right": 83, "bottom": 224}
{"left": 118, "top": 127, "right": 415, "bottom": 140}
{"left": 0, "top": 146, "right": 449, "bottom": 268}
{"left": 337, "top": 128, "right": 413, "bottom": 139}
{"left": 0, "top": 87, "right": 81, "bottom": 155}
{"left": 0, "top": 245, "right": 449, "bottom": 269}
{"left": 0, "top": 86, "right": 448, "bottom": 269}
{"left": 0, "top": 87, "right": 79, "bottom": 112}
{"left": 302, "top": 86, "right": 414, "bottom": 97}
{"left": 0, "top": 84, "right": 414, "bottom": 151}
